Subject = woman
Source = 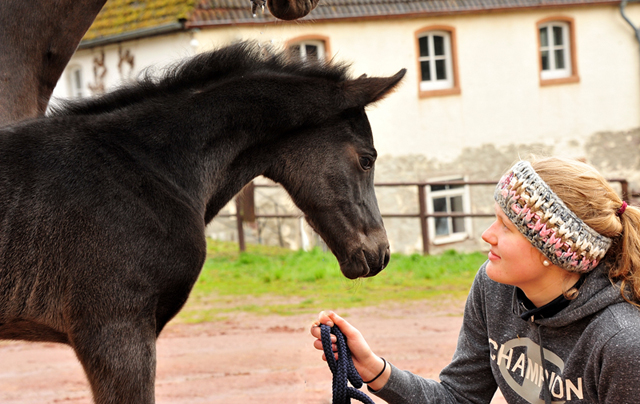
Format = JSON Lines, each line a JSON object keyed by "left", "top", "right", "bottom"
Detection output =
{"left": 311, "top": 157, "right": 640, "bottom": 403}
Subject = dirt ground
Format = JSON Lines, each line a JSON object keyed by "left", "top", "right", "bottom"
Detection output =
{"left": 0, "top": 299, "right": 506, "bottom": 404}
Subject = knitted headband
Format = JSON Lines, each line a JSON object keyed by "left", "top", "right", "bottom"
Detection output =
{"left": 494, "top": 161, "right": 612, "bottom": 273}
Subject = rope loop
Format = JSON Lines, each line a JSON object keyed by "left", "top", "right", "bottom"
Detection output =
{"left": 320, "top": 324, "right": 375, "bottom": 404}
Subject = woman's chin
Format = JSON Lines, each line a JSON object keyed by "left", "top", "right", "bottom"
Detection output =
{"left": 485, "top": 262, "right": 505, "bottom": 284}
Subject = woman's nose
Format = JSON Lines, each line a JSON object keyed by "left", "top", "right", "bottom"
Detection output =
{"left": 482, "top": 222, "right": 497, "bottom": 245}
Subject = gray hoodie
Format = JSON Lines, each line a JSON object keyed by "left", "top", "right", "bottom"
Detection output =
{"left": 372, "top": 262, "right": 640, "bottom": 404}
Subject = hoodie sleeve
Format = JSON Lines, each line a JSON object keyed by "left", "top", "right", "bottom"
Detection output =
{"left": 370, "top": 264, "right": 498, "bottom": 404}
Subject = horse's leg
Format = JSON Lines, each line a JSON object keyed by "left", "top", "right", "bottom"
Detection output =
{"left": 0, "top": 0, "right": 107, "bottom": 124}
{"left": 70, "top": 319, "right": 157, "bottom": 404}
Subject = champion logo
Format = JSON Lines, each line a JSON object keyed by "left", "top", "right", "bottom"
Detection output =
{"left": 489, "top": 337, "right": 584, "bottom": 403}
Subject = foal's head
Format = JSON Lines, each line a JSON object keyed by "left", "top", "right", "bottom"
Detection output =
{"left": 255, "top": 58, "right": 405, "bottom": 279}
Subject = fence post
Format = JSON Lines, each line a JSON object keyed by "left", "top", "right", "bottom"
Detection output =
{"left": 621, "top": 180, "right": 630, "bottom": 203}
{"left": 234, "top": 182, "right": 256, "bottom": 252}
{"left": 242, "top": 181, "right": 256, "bottom": 222}
{"left": 235, "top": 196, "right": 246, "bottom": 252}
{"left": 418, "top": 184, "right": 429, "bottom": 255}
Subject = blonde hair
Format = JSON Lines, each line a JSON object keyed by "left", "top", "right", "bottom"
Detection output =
{"left": 529, "top": 156, "right": 640, "bottom": 305}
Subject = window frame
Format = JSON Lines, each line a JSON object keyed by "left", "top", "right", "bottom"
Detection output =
{"left": 68, "top": 65, "right": 84, "bottom": 99}
{"left": 426, "top": 176, "right": 472, "bottom": 245}
{"left": 415, "top": 25, "right": 460, "bottom": 98}
{"left": 284, "top": 35, "right": 331, "bottom": 63}
{"left": 537, "top": 17, "right": 580, "bottom": 86}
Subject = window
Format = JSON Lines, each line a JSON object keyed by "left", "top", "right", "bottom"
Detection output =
{"left": 286, "top": 37, "right": 329, "bottom": 62}
{"left": 537, "top": 17, "right": 579, "bottom": 85}
{"left": 539, "top": 22, "right": 570, "bottom": 79}
{"left": 416, "top": 25, "right": 460, "bottom": 97}
{"left": 68, "top": 66, "right": 84, "bottom": 98}
{"left": 418, "top": 32, "right": 452, "bottom": 90}
{"left": 427, "top": 177, "right": 471, "bottom": 244}
{"left": 415, "top": 26, "right": 460, "bottom": 97}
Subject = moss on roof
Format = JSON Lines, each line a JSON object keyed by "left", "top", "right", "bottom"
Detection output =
{"left": 83, "top": 0, "right": 196, "bottom": 41}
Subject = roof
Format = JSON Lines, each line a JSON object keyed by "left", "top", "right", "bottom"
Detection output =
{"left": 188, "top": 0, "right": 621, "bottom": 26}
{"left": 82, "top": 0, "right": 621, "bottom": 44}
{"left": 83, "top": 0, "right": 196, "bottom": 41}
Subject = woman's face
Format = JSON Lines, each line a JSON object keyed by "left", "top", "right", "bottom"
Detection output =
{"left": 481, "top": 203, "right": 549, "bottom": 290}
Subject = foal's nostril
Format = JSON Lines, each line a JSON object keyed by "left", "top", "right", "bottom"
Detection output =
{"left": 382, "top": 247, "right": 390, "bottom": 269}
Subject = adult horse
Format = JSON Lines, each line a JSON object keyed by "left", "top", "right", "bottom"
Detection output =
{"left": 0, "top": 0, "right": 318, "bottom": 126}
{"left": 0, "top": 0, "right": 107, "bottom": 125}
{"left": 0, "top": 42, "right": 404, "bottom": 403}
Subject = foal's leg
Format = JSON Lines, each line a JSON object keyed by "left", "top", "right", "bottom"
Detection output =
{"left": 70, "top": 320, "right": 157, "bottom": 404}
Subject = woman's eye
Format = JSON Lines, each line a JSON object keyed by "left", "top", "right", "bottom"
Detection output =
{"left": 359, "top": 156, "right": 373, "bottom": 170}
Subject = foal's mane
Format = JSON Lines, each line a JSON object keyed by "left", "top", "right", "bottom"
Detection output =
{"left": 50, "top": 41, "right": 351, "bottom": 117}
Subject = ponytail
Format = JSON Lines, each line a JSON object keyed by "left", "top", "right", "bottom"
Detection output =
{"left": 608, "top": 206, "right": 640, "bottom": 305}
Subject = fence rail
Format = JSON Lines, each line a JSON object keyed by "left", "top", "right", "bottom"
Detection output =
{"left": 217, "top": 178, "right": 631, "bottom": 255}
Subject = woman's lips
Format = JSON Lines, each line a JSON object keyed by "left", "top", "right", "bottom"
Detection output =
{"left": 488, "top": 250, "right": 501, "bottom": 261}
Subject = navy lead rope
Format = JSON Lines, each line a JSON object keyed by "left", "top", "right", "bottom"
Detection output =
{"left": 320, "top": 324, "right": 375, "bottom": 404}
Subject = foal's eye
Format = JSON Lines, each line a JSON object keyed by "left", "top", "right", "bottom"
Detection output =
{"left": 359, "top": 156, "right": 374, "bottom": 171}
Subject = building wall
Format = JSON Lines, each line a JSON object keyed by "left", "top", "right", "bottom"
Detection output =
{"left": 51, "top": 32, "right": 195, "bottom": 102}
{"left": 193, "top": 5, "right": 640, "bottom": 163}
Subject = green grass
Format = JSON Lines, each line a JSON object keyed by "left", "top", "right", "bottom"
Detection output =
{"left": 176, "top": 239, "right": 487, "bottom": 323}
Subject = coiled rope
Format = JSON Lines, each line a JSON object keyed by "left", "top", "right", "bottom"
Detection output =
{"left": 320, "top": 324, "right": 375, "bottom": 404}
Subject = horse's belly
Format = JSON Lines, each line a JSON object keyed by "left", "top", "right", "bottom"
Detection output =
{"left": 0, "top": 266, "right": 69, "bottom": 337}
{"left": 0, "top": 319, "right": 69, "bottom": 343}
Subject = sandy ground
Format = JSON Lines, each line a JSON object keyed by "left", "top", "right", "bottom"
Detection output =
{"left": 0, "top": 299, "right": 506, "bottom": 404}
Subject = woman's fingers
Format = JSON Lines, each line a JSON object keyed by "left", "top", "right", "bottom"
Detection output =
{"left": 326, "top": 312, "right": 362, "bottom": 340}
{"left": 311, "top": 311, "right": 353, "bottom": 361}
{"left": 317, "top": 310, "right": 335, "bottom": 327}
{"left": 320, "top": 352, "right": 339, "bottom": 362}
{"left": 310, "top": 324, "right": 321, "bottom": 338}
{"left": 310, "top": 323, "right": 337, "bottom": 343}
{"left": 311, "top": 311, "right": 362, "bottom": 348}
{"left": 327, "top": 312, "right": 350, "bottom": 330}
{"left": 313, "top": 338, "right": 337, "bottom": 352}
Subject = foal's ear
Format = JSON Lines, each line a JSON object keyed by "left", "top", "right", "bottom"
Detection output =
{"left": 341, "top": 69, "right": 406, "bottom": 109}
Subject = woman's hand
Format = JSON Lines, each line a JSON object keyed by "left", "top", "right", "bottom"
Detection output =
{"left": 310, "top": 311, "right": 390, "bottom": 390}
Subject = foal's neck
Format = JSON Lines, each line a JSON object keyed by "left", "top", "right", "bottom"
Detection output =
{"left": 113, "top": 95, "right": 278, "bottom": 222}
{"left": 109, "top": 73, "right": 335, "bottom": 222}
